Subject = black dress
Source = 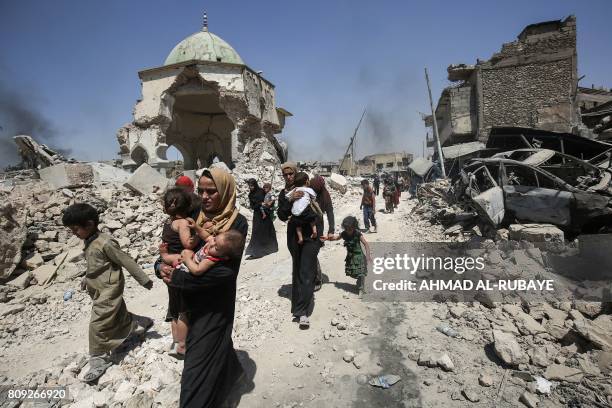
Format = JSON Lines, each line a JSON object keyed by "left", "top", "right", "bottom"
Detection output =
{"left": 161, "top": 220, "right": 186, "bottom": 322}
{"left": 245, "top": 188, "right": 278, "bottom": 258}
{"left": 277, "top": 189, "right": 322, "bottom": 317}
{"left": 169, "top": 214, "right": 248, "bottom": 408}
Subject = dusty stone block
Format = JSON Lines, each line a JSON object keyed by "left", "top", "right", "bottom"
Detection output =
{"left": 124, "top": 163, "right": 169, "bottom": 195}
{"left": 328, "top": 173, "right": 347, "bottom": 194}
{"left": 7, "top": 271, "right": 33, "bottom": 289}
{"left": 508, "top": 224, "right": 564, "bottom": 246}
{"left": 31, "top": 264, "right": 56, "bottom": 285}
{"left": 493, "top": 329, "right": 528, "bottom": 366}
{"left": 39, "top": 163, "right": 95, "bottom": 189}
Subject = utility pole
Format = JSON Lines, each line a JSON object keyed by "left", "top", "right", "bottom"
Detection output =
{"left": 339, "top": 108, "right": 366, "bottom": 176}
{"left": 424, "top": 68, "right": 446, "bottom": 178}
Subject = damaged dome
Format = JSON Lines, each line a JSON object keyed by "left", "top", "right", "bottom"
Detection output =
{"left": 164, "top": 29, "right": 244, "bottom": 66}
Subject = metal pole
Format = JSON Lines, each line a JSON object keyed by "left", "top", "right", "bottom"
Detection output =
{"left": 425, "top": 68, "right": 446, "bottom": 178}
{"left": 339, "top": 108, "right": 366, "bottom": 175}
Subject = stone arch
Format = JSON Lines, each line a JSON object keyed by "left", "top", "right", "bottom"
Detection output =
{"left": 164, "top": 72, "right": 235, "bottom": 170}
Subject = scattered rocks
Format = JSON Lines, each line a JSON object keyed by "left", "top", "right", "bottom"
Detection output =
{"left": 519, "top": 391, "right": 540, "bottom": 408}
{"left": 573, "top": 314, "right": 612, "bottom": 351}
{"left": 493, "top": 329, "right": 529, "bottom": 367}
{"left": 544, "top": 364, "right": 583, "bottom": 383}
{"left": 0, "top": 303, "right": 26, "bottom": 317}
{"left": 478, "top": 373, "right": 494, "bottom": 387}
{"left": 462, "top": 387, "right": 480, "bottom": 402}
{"left": 417, "top": 351, "right": 454, "bottom": 372}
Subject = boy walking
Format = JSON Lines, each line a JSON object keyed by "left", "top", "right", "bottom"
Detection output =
{"left": 62, "top": 203, "right": 153, "bottom": 382}
{"left": 360, "top": 179, "right": 377, "bottom": 233}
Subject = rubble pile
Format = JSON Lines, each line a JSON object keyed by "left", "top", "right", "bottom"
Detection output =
{"left": 421, "top": 294, "right": 612, "bottom": 406}
{"left": 1, "top": 333, "right": 185, "bottom": 407}
{"left": 410, "top": 179, "right": 478, "bottom": 238}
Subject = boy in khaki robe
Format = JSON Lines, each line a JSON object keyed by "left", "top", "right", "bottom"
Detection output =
{"left": 62, "top": 203, "right": 153, "bottom": 382}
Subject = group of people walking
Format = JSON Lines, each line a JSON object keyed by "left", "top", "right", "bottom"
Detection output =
{"left": 373, "top": 174, "right": 404, "bottom": 213}
{"left": 61, "top": 162, "right": 403, "bottom": 407}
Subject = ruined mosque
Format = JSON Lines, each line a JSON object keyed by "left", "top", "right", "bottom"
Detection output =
{"left": 116, "top": 15, "right": 291, "bottom": 173}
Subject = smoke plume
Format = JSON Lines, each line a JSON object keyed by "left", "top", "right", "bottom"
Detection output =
{"left": 0, "top": 75, "right": 67, "bottom": 167}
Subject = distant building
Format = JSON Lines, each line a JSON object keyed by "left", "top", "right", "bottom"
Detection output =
{"left": 425, "top": 16, "right": 580, "bottom": 147}
{"left": 338, "top": 152, "right": 413, "bottom": 176}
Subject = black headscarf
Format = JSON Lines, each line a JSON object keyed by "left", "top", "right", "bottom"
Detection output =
{"left": 247, "top": 179, "right": 265, "bottom": 210}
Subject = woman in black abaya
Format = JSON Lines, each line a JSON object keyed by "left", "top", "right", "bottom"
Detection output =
{"left": 161, "top": 168, "right": 248, "bottom": 408}
{"left": 245, "top": 178, "right": 278, "bottom": 259}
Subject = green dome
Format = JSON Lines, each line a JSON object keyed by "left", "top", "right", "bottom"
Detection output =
{"left": 164, "top": 30, "right": 244, "bottom": 66}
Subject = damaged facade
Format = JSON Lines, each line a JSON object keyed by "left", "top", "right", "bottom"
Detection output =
{"left": 578, "top": 86, "right": 612, "bottom": 140}
{"left": 117, "top": 22, "right": 291, "bottom": 173}
{"left": 426, "top": 16, "right": 580, "bottom": 147}
{"left": 337, "top": 152, "right": 413, "bottom": 176}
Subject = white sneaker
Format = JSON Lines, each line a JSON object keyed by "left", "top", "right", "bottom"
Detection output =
{"left": 299, "top": 315, "right": 310, "bottom": 329}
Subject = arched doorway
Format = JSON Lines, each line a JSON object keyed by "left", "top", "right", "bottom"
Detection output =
{"left": 165, "top": 79, "right": 235, "bottom": 170}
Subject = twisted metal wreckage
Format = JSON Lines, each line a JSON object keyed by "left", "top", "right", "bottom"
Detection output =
{"left": 417, "top": 127, "right": 612, "bottom": 237}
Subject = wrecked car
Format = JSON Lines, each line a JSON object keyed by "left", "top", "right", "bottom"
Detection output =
{"left": 453, "top": 148, "right": 612, "bottom": 234}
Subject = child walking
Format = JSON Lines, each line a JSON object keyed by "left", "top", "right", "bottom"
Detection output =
{"left": 62, "top": 203, "right": 153, "bottom": 383}
{"left": 322, "top": 216, "right": 372, "bottom": 295}
{"left": 158, "top": 187, "right": 199, "bottom": 359}
{"left": 286, "top": 172, "right": 319, "bottom": 244}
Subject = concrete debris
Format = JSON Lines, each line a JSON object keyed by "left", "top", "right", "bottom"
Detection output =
{"left": 544, "top": 364, "right": 584, "bottom": 383}
{"left": 39, "top": 163, "right": 96, "bottom": 189}
{"left": 0, "top": 203, "right": 27, "bottom": 279}
{"left": 328, "top": 173, "right": 348, "bottom": 194}
{"left": 124, "top": 163, "right": 170, "bottom": 195}
{"left": 519, "top": 391, "right": 540, "bottom": 408}
{"left": 478, "top": 373, "right": 493, "bottom": 387}
{"left": 573, "top": 314, "right": 612, "bottom": 351}
{"left": 461, "top": 387, "right": 480, "bottom": 402}
{"left": 493, "top": 330, "right": 529, "bottom": 367}
{"left": 13, "top": 135, "right": 68, "bottom": 169}
{"left": 508, "top": 224, "right": 564, "bottom": 247}
{"left": 417, "top": 351, "right": 455, "bottom": 371}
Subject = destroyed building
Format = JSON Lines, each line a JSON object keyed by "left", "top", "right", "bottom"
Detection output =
{"left": 116, "top": 19, "right": 292, "bottom": 173}
{"left": 578, "top": 86, "right": 612, "bottom": 141}
{"left": 338, "top": 152, "right": 413, "bottom": 176}
{"left": 426, "top": 16, "right": 580, "bottom": 147}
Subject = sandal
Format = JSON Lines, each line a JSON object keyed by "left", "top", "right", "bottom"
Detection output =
{"left": 168, "top": 342, "right": 185, "bottom": 360}
{"left": 81, "top": 357, "right": 112, "bottom": 383}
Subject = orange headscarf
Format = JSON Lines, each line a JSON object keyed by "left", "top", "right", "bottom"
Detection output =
{"left": 195, "top": 168, "right": 239, "bottom": 238}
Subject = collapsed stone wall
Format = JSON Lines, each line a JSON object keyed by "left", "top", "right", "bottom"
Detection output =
{"left": 480, "top": 59, "right": 574, "bottom": 135}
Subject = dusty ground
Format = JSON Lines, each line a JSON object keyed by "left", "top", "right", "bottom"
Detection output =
{"left": 2, "top": 193, "right": 571, "bottom": 407}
